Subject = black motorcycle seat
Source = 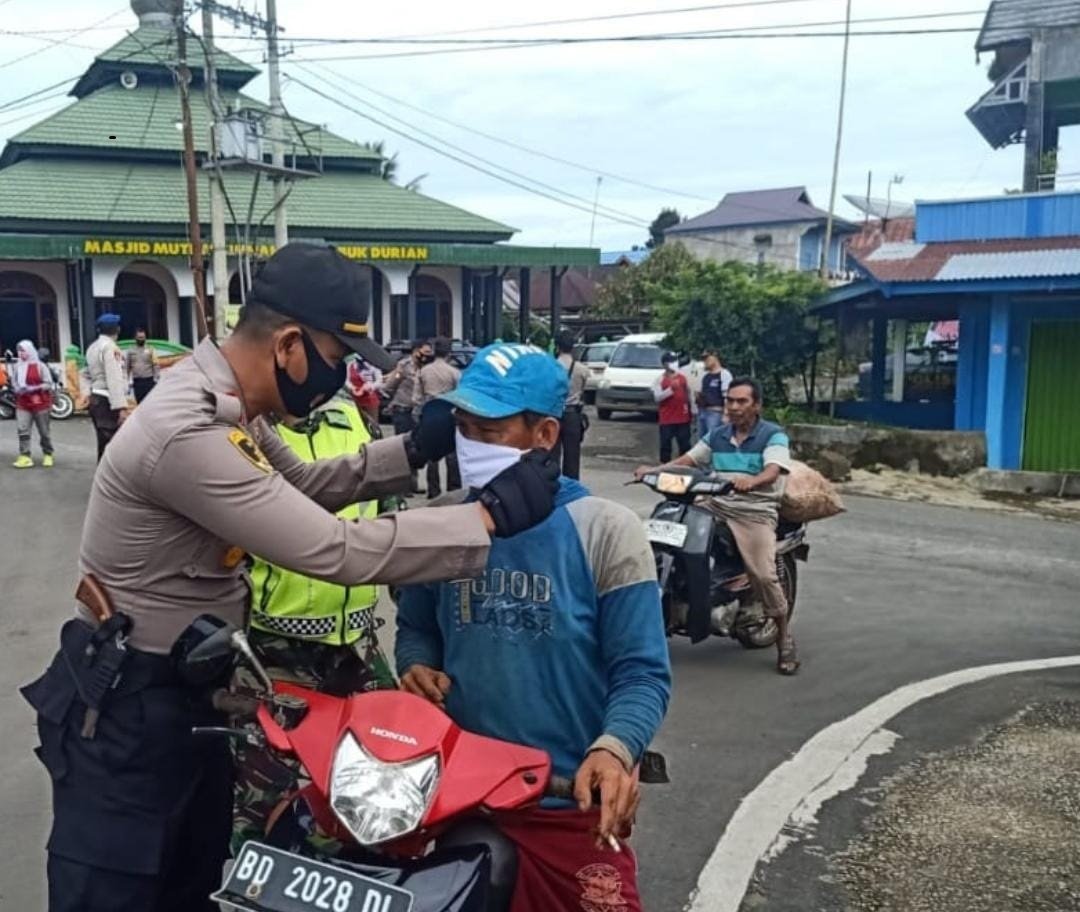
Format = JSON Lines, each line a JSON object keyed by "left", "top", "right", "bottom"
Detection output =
{"left": 776, "top": 519, "right": 804, "bottom": 539}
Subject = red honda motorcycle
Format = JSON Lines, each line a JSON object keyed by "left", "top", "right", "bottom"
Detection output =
{"left": 182, "top": 619, "right": 582, "bottom": 912}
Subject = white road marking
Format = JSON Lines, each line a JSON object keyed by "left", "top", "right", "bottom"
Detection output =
{"left": 688, "top": 655, "right": 1080, "bottom": 912}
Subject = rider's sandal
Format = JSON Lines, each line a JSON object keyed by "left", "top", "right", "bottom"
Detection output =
{"left": 777, "top": 639, "right": 800, "bottom": 676}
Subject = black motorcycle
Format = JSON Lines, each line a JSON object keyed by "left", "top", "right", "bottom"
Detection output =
{"left": 637, "top": 466, "right": 809, "bottom": 648}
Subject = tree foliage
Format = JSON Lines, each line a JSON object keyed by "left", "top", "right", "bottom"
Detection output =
{"left": 593, "top": 242, "right": 827, "bottom": 404}
{"left": 646, "top": 207, "right": 681, "bottom": 248}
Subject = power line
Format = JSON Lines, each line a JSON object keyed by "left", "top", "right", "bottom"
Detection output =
{"left": 287, "top": 69, "right": 772, "bottom": 253}
{"left": 0, "top": 6, "right": 129, "bottom": 72}
{"left": 0, "top": 33, "right": 174, "bottom": 114}
{"left": 289, "top": 64, "right": 659, "bottom": 228}
{"left": 230, "top": 8, "right": 987, "bottom": 46}
{"left": 304, "top": 61, "right": 715, "bottom": 203}
{"left": 386, "top": 0, "right": 825, "bottom": 40}
{"left": 218, "top": 17, "right": 1080, "bottom": 64}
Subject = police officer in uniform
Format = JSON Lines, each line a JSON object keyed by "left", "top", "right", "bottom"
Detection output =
{"left": 22, "top": 243, "right": 561, "bottom": 912}
{"left": 84, "top": 312, "right": 129, "bottom": 461}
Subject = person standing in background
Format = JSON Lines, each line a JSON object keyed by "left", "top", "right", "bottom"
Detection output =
{"left": 553, "top": 330, "right": 589, "bottom": 479}
{"left": 346, "top": 355, "right": 383, "bottom": 425}
{"left": 697, "top": 349, "right": 733, "bottom": 439}
{"left": 84, "top": 313, "right": 128, "bottom": 461}
{"left": 11, "top": 339, "right": 55, "bottom": 468}
{"left": 383, "top": 339, "right": 431, "bottom": 493}
{"left": 125, "top": 328, "right": 159, "bottom": 404}
{"left": 653, "top": 351, "right": 692, "bottom": 463}
{"left": 414, "top": 336, "right": 461, "bottom": 498}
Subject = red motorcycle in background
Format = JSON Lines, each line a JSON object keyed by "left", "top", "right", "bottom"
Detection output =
{"left": 183, "top": 619, "right": 589, "bottom": 912}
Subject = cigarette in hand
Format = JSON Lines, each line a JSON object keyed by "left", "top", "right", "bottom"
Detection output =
{"left": 606, "top": 833, "right": 622, "bottom": 853}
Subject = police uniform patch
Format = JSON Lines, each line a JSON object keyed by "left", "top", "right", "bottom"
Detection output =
{"left": 228, "top": 428, "right": 272, "bottom": 473}
{"left": 222, "top": 546, "right": 247, "bottom": 569}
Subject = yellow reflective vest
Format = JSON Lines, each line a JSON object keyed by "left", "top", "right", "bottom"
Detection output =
{"left": 250, "top": 402, "right": 379, "bottom": 646}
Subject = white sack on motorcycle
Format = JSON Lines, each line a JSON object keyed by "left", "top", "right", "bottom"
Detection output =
{"left": 779, "top": 461, "right": 845, "bottom": 524}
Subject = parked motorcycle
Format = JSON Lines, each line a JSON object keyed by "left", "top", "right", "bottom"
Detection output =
{"left": 0, "top": 349, "right": 74, "bottom": 421}
{"left": 637, "top": 466, "right": 809, "bottom": 648}
{"left": 179, "top": 619, "right": 660, "bottom": 912}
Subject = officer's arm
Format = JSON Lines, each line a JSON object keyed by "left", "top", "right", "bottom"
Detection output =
{"left": 104, "top": 347, "right": 128, "bottom": 410}
{"left": 252, "top": 417, "right": 414, "bottom": 511}
{"left": 148, "top": 425, "right": 490, "bottom": 585}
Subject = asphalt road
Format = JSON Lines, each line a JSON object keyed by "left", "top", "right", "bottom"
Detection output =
{"left": 2, "top": 416, "right": 1079, "bottom": 911}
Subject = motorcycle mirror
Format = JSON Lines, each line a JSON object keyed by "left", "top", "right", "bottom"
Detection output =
{"left": 170, "top": 614, "right": 240, "bottom": 687}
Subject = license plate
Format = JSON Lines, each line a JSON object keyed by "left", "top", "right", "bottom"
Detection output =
{"left": 645, "top": 519, "right": 688, "bottom": 548}
{"left": 213, "top": 842, "right": 414, "bottom": 912}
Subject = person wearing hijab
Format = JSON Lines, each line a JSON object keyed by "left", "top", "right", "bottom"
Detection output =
{"left": 12, "top": 340, "right": 54, "bottom": 468}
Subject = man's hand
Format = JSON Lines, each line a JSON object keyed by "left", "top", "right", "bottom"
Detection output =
{"left": 478, "top": 449, "right": 560, "bottom": 538}
{"left": 730, "top": 475, "right": 757, "bottom": 493}
{"left": 573, "top": 749, "right": 640, "bottom": 848}
{"left": 633, "top": 464, "right": 657, "bottom": 482}
{"left": 400, "top": 664, "right": 451, "bottom": 707}
{"left": 407, "top": 399, "right": 456, "bottom": 469}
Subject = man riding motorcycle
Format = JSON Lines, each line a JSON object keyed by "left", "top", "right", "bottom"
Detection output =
{"left": 396, "top": 343, "right": 672, "bottom": 911}
{"left": 635, "top": 376, "right": 799, "bottom": 675}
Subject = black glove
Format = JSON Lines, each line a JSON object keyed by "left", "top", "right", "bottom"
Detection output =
{"left": 478, "top": 449, "right": 561, "bottom": 538}
{"left": 406, "top": 399, "right": 456, "bottom": 469}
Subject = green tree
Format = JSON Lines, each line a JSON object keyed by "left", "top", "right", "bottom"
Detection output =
{"left": 592, "top": 242, "right": 696, "bottom": 320}
{"left": 654, "top": 260, "right": 826, "bottom": 405}
{"left": 646, "top": 207, "right": 681, "bottom": 249}
{"left": 360, "top": 141, "right": 424, "bottom": 190}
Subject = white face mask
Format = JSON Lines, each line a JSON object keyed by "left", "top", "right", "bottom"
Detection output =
{"left": 455, "top": 430, "right": 528, "bottom": 490}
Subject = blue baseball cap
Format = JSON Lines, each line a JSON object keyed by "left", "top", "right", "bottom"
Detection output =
{"left": 96, "top": 313, "right": 121, "bottom": 327}
{"left": 441, "top": 343, "right": 568, "bottom": 419}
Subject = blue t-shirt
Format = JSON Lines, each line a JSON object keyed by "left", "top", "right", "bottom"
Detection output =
{"left": 395, "top": 479, "right": 671, "bottom": 780}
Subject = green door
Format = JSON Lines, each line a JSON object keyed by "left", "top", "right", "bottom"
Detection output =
{"left": 1022, "top": 321, "right": 1080, "bottom": 472}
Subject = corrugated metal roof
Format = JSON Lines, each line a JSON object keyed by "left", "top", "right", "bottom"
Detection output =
{"left": 976, "top": 0, "right": 1080, "bottom": 52}
{"left": 936, "top": 248, "right": 1080, "bottom": 280}
{"left": 850, "top": 236, "right": 1080, "bottom": 283}
{"left": 667, "top": 186, "right": 855, "bottom": 234}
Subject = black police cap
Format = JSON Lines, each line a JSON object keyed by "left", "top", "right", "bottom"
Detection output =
{"left": 250, "top": 243, "right": 395, "bottom": 371}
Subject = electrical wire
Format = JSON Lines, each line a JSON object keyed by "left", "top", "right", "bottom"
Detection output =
{"left": 305, "top": 61, "right": 715, "bottom": 203}
{"left": 0, "top": 6, "right": 129, "bottom": 72}
{"left": 291, "top": 63, "right": 679, "bottom": 229}
{"left": 287, "top": 69, "right": 776, "bottom": 253}
{"left": 0, "top": 31, "right": 174, "bottom": 113}
{"left": 230, "top": 8, "right": 988, "bottom": 46}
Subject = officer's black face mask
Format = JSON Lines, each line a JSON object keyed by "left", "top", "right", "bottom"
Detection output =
{"left": 275, "top": 329, "right": 346, "bottom": 419}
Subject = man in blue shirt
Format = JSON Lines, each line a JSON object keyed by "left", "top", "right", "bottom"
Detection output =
{"left": 636, "top": 376, "right": 798, "bottom": 675}
{"left": 396, "top": 344, "right": 671, "bottom": 907}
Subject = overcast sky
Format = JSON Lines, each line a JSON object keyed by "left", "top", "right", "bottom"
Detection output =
{"left": 1, "top": 0, "right": 1075, "bottom": 249}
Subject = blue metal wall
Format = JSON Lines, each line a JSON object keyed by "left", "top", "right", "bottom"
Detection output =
{"left": 916, "top": 191, "right": 1080, "bottom": 243}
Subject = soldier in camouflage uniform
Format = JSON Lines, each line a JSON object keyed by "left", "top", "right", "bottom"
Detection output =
{"left": 232, "top": 399, "right": 398, "bottom": 852}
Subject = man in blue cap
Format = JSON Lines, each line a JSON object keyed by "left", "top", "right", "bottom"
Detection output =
{"left": 84, "top": 312, "right": 129, "bottom": 461}
{"left": 396, "top": 343, "right": 671, "bottom": 910}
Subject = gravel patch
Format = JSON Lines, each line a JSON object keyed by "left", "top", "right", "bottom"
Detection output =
{"left": 837, "top": 701, "right": 1080, "bottom": 912}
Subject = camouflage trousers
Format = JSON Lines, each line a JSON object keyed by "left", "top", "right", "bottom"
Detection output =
{"left": 231, "top": 624, "right": 397, "bottom": 854}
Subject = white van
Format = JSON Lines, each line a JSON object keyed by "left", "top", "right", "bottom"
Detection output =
{"left": 594, "top": 333, "right": 702, "bottom": 419}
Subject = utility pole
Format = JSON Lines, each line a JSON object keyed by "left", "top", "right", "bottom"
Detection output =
{"left": 201, "top": 4, "right": 230, "bottom": 341}
{"left": 821, "top": 0, "right": 852, "bottom": 281}
{"left": 1022, "top": 29, "right": 1046, "bottom": 193}
{"left": 266, "top": 0, "right": 288, "bottom": 248}
{"left": 175, "top": 10, "right": 209, "bottom": 339}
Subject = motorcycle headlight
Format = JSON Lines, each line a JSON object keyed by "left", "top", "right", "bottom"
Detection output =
{"left": 329, "top": 732, "right": 440, "bottom": 846}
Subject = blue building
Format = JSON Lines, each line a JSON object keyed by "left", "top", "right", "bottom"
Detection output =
{"left": 820, "top": 190, "right": 1080, "bottom": 473}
